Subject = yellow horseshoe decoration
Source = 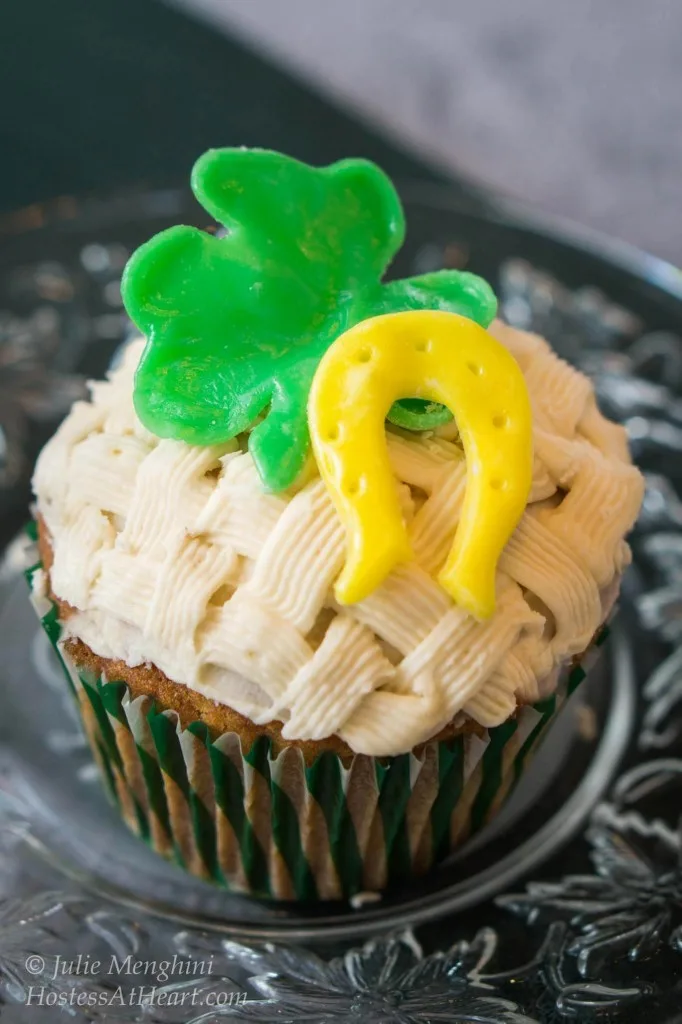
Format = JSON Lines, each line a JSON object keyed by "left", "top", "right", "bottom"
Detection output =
{"left": 308, "top": 310, "right": 533, "bottom": 618}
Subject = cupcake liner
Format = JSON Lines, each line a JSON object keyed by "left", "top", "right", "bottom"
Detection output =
{"left": 25, "top": 551, "right": 607, "bottom": 901}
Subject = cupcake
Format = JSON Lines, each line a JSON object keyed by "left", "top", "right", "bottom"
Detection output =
{"left": 28, "top": 149, "right": 644, "bottom": 900}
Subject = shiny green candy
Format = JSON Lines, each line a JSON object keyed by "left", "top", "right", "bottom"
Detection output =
{"left": 122, "top": 148, "right": 497, "bottom": 491}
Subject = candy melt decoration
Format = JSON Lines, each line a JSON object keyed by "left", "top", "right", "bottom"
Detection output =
{"left": 121, "top": 148, "right": 497, "bottom": 492}
{"left": 308, "top": 310, "right": 534, "bottom": 618}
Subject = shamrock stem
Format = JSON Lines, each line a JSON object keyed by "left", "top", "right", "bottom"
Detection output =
{"left": 249, "top": 384, "right": 311, "bottom": 493}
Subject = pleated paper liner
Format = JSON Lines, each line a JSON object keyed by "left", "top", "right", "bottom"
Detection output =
{"left": 25, "top": 547, "right": 606, "bottom": 902}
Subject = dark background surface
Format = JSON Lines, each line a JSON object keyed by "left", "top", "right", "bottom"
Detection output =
{"left": 197, "top": 0, "right": 682, "bottom": 265}
{"left": 0, "top": 0, "right": 450, "bottom": 215}
{"left": 2, "top": 5, "right": 682, "bottom": 1021}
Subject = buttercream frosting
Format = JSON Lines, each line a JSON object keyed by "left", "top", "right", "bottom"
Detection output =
{"left": 32, "top": 322, "right": 644, "bottom": 755}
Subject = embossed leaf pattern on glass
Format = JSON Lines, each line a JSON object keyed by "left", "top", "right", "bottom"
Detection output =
{"left": 500, "top": 815, "right": 682, "bottom": 976}
{"left": 0, "top": 892, "right": 141, "bottom": 1007}
{"left": 499, "top": 759, "right": 682, "bottom": 1019}
{"left": 0, "top": 892, "right": 74, "bottom": 1001}
{"left": 637, "top": 533, "right": 682, "bottom": 748}
{"left": 215, "top": 931, "right": 538, "bottom": 1023}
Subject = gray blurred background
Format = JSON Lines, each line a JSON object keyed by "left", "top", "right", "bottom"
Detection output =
{"left": 176, "top": 0, "right": 682, "bottom": 264}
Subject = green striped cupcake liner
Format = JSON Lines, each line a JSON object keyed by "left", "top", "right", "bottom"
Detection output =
{"left": 26, "top": 552, "right": 605, "bottom": 902}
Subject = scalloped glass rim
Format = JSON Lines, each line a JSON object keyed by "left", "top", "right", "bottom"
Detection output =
{"left": 398, "top": 180, "right": 682, "bottom": 304}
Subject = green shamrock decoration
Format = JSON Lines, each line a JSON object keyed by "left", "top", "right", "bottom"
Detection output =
{"left": 121, "top": 148, "right": 497, "bottom": 492}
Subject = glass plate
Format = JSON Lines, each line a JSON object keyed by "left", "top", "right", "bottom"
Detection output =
{"left": 0, "top": 186, "right": 681, "bottom": 1022}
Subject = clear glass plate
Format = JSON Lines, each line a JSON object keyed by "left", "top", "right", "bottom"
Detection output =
{"left": 0, "top": 186, "right": 681, "bottom": 1022}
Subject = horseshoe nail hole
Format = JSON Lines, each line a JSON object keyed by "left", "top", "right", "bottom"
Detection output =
{"left": 492, "top": 413, "right": 509, "bottom": 429}
{"left": 467, "top": 361, "right": 483, "bottom": 376}
{"left": 345, "top": 477, "right": 365, "bottom": 497}
{"left": 490, "top": 478, "right": 507, "bottom": 491}
{"left": 326, "top": 425, "right": 340, "bottom": 442}
{"left": 414, "top": 339, "right": 431, "bottom": 353}
{"left": 356, "top": 347, "right": 373, "bottom": 363}
{"left": 111, "top": 447, "right": 122, "bottom": 457}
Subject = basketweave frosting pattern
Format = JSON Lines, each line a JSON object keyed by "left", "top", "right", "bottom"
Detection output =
{"left": 32, "top": 322, "right": 644, "bottom": 756}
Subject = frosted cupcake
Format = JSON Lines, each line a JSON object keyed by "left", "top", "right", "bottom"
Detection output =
{"left": 29, "top": 149, "right": 643, "bottom": 900}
